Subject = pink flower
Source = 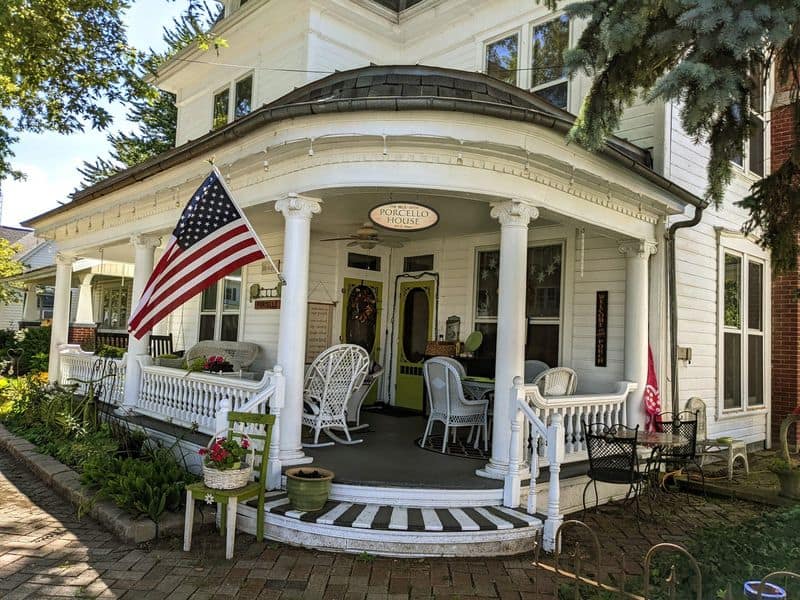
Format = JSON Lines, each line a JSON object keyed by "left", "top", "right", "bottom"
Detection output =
{"left": 198, "top": 448, "right": 207, "bottom": 456}
{"left": 241, "top": 439, "right": 250, "bottom": 449}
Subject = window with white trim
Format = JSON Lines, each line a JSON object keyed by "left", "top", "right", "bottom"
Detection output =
{"left": 212, "top": 73, "right": 253, "bottom": 129}
{"left": 199, "top": 269, "right": 242, "bottom": 341}
{"left": 721, "top": 250, "right": 765, "bottom": 410}
{"left": 485, "top": 33, "right": 519, "bottom": 86}
{"left": 732, "top": 66, "right": 767, "bottom": 177}
{"left": 97, "top": 283, "right": 132, "bottom": 330}
{"left": 530, "top": 15, "right": 569, "bottom": 108}
{"left": 483, "top": 15, "right": 570, "bottom": 109}
{"left": 474, "top": 243, "right": 563, "bottom": 366}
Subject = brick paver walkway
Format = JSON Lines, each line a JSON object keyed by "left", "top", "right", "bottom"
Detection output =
{"left": 0, "top": 449, "right": 765, "bottom": 599}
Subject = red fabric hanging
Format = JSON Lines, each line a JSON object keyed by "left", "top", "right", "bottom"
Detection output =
{"left": 644, "top": 345, "right": 661, "bottom": 432}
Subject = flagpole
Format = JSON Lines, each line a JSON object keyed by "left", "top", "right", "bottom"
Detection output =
{"left": 212, "top": 166, "right": 285, "bottom": 284}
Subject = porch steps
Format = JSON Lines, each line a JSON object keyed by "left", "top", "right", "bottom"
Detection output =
{"left": 235, "top": 491, "right": 544, "bottom": 557}
{"left": 263, "top": 491, "right": 541, "bottom": 532}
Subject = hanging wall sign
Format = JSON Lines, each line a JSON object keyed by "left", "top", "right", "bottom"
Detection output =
{"left": 369, "top": 202, "right": 439, "bottom": 232}
{"left": 595, "top": 291, "right": 608, "bottom": 367}
{"left": 306, "top": 303, "right": 334, "bottom": 363}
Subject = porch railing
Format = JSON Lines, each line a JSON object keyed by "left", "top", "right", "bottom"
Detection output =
{"left": 526, "top": 380, "right": 637, "bottom": 462}
{"left": 504, "top": 376, "right": 565, "bottom": 552}
{"left": 58, "top": 344, "right": 127, "bottom": 405}
{"left": 135, "top": 358, "right": 285, "bottom": 488}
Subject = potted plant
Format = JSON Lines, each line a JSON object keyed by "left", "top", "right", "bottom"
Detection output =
{"left": 769, "top": 414, "right": 800, "bottom": 500}
{"left": 198, "top": 435, "right": 253, "bottom": 490}
{"left": 155, "top": 353, "right": 183, "bottom": 368}
{"left": 285, "top": 467, "right": 335, "bottom": 511}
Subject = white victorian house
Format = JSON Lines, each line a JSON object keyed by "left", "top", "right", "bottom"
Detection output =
{"left": 19, "top": 0, "right": 771, "bottom": 556}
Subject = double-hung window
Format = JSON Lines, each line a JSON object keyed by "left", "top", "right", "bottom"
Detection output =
{"left": 721, "top": 249, "right": 766, "bottom": 412}
{"left": 199, "top": 269, "right": 242, "bottom": 341}
{"left": 484, "top": 15, "right": 570, "bottom": 109}
{"left": 212, "top": 73, "right": 253, "bottom": 129}
{"left": 474, "top": 243, "right": 563, "bottom": 366}
{"left": 485, "top": 33, "right": 519, "bottom": 86}
{"left": 530, "top": 15, "right": 569, "bottom": 108}
{"left": 732, "top": 66, "right": 767, "bottom": 177}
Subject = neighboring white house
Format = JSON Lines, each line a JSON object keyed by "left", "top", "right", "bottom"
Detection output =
{"left": 18, "top": 0, "right": 770, "bottom": 556}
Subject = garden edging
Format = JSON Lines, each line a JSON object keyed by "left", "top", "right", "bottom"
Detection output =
{"left": 0, "top": 423, "right": 184, "bottom": 543}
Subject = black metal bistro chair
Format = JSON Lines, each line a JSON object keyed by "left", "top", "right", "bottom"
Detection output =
{"left": 582, "top": 422, "right": 648, "bottom": 522}
{"left": 653, "top": 410, "right": 705, "bottom": 493}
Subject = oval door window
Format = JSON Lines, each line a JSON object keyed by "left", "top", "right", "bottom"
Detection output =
{"left": 345, "top": 284, "right": 377, "bottom": 353}
{"left": 402, "top": 287, "right": 429, "bottom": 363}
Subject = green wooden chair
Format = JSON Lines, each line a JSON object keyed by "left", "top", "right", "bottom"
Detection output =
{"left": 183, "top": 411, "right": 275, "bottom": 559}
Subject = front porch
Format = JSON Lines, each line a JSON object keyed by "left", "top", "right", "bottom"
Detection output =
{"left": 39, "top": 65, "right": 699, "bottom": 555}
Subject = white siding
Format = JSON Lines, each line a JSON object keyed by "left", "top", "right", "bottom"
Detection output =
{"left": 666, "top": 102, "right": 769, "bottom": 444}
{"left": 570, "top": 235, "right": 625, "bottom": 389}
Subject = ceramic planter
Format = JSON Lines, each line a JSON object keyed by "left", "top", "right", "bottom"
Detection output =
{"left": 285, "top": 467, "right": 334, "bottom": 511}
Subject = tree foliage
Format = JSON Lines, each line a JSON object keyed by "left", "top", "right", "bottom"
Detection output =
{"left": 77, "top": 2, "right": 222, "bottom": 189}
{"left": 0, "top": 0, "right": 145, "bottom": 182}
{"left": 0, "top": 238, "right": 25, "bottom": 304}
{"left": 0, "top": 0, "right": 222, "bottom": 186}
{"left": 550, "top": 0, "right": 800, "bottom": 270}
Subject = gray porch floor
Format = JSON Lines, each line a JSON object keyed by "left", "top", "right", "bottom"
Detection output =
{"left": 303, "top": 410, "right": 503, "bottom": 490}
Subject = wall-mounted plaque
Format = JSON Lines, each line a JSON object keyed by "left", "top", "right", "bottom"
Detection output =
{"left": 369, "top": 202, "right": 439, "bottom": 232}
{"left": 595, "top": 291, "right": 608, "bottom": 367}
{"left": 306, "top": 302, "right": 334, "bottom": 363}
{"left": 254, "top": 299, "right": 281, "bottom": 310}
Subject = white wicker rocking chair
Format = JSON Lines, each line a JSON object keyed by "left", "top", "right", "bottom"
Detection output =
{"left": 302, "top": 344, "right": 371, "bottom": 447}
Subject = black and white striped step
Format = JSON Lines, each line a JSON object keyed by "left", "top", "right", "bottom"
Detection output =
{"left": 263, "top": 491, "right": 540, "bottom": 533}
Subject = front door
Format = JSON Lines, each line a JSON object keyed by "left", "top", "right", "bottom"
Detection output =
{"left": 341, "top": 278, "right": 383, "bottom": 405}
{"left": 395, "top": 280, "right": 435, "bottom": 411}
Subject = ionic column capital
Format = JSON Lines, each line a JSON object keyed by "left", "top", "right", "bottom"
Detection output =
{"left": 618, "top": 240, "right": 658, "bottom": 259}
{"left": 275, "top": 193, "right": 322, "bottom": 220}
{"left": 55, "top": 252, "right": 77, "bottom": 266}
{"left": 490, "top": 200, "right": 539, "bottom": 228}
{"left": 130, "top": 234, "right": 162, "bottom": 249}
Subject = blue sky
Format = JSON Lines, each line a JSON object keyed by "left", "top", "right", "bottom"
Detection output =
{"left": 2, "top": 0, "right": 190, "bottom": 228}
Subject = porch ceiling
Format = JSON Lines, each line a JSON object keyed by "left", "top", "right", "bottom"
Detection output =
{"left": 248, "top": 188, "right": 559, "bottom": 240}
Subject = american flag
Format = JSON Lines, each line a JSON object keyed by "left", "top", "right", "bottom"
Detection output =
{"left": 127, "top": 169, "right": 267, "bottom": 339}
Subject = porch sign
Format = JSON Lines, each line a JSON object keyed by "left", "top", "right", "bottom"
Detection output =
{"left": 369, "top": 202, "right": 439, "bottom": 232}
{"left": 595, "top": 291, "right": 608, "bottom": 367}
{"left": 306, "top": 302, "right": 334, "bottom": 363}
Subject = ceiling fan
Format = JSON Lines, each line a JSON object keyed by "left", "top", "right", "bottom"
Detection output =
{"left": 320, "top": 222, "right": 407, "bottom": 249}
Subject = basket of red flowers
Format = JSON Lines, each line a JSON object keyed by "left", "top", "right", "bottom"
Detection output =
{"left": 199, "top": 434, "right": 254, "bottom": 489}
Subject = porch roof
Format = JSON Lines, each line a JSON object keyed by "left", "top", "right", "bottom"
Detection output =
{"left": 23, "top": 64, "right": 705, "bottom": 228}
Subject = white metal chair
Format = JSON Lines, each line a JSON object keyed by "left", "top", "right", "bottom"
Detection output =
{"left": 524, "top": 360, "right": 550, "bottom": 383}
{"left": 302, "top": 344, "right": 371, "bottom": 447}
{"left": 422, "top": 357, "right": 489, "bottom": 453}
{"left": 532, "top": 367, "right": 577, "bottom": 396}
{"left": 685, "top": 396, "right": 749, "bottom": 480}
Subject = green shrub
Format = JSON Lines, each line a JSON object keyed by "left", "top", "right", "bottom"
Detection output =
{"left": 0, "top": 329, "right": 17, "bottom": 355}
{"left": 16, "top": 326, "right": 51, "bottom": 374}
{"left": 82, "top": 445, "right": 197, "bottom": 528}
{"left": 96, "top": 345, "right": 126, "bottom": 359}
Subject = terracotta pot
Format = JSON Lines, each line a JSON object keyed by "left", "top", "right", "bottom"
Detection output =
{"left": 285, "top": 467, "right": 334, "bottom": 511}
{"left": 776, "top": 469, "right": 800, "bottom": 500}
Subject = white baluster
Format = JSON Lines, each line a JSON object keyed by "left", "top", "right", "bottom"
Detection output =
{"left": 543, "top": 413, "right": 564, "bottom": 552}
{"left": 267, "top": 366, "right": 284, "bottom": 489}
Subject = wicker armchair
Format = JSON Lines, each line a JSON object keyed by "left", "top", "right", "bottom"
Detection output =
{"left": 531, "top": 367, "right": 577, "bottom": 396}
{"left": 422, "top": 357, "right": 489, "bottom": 453}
